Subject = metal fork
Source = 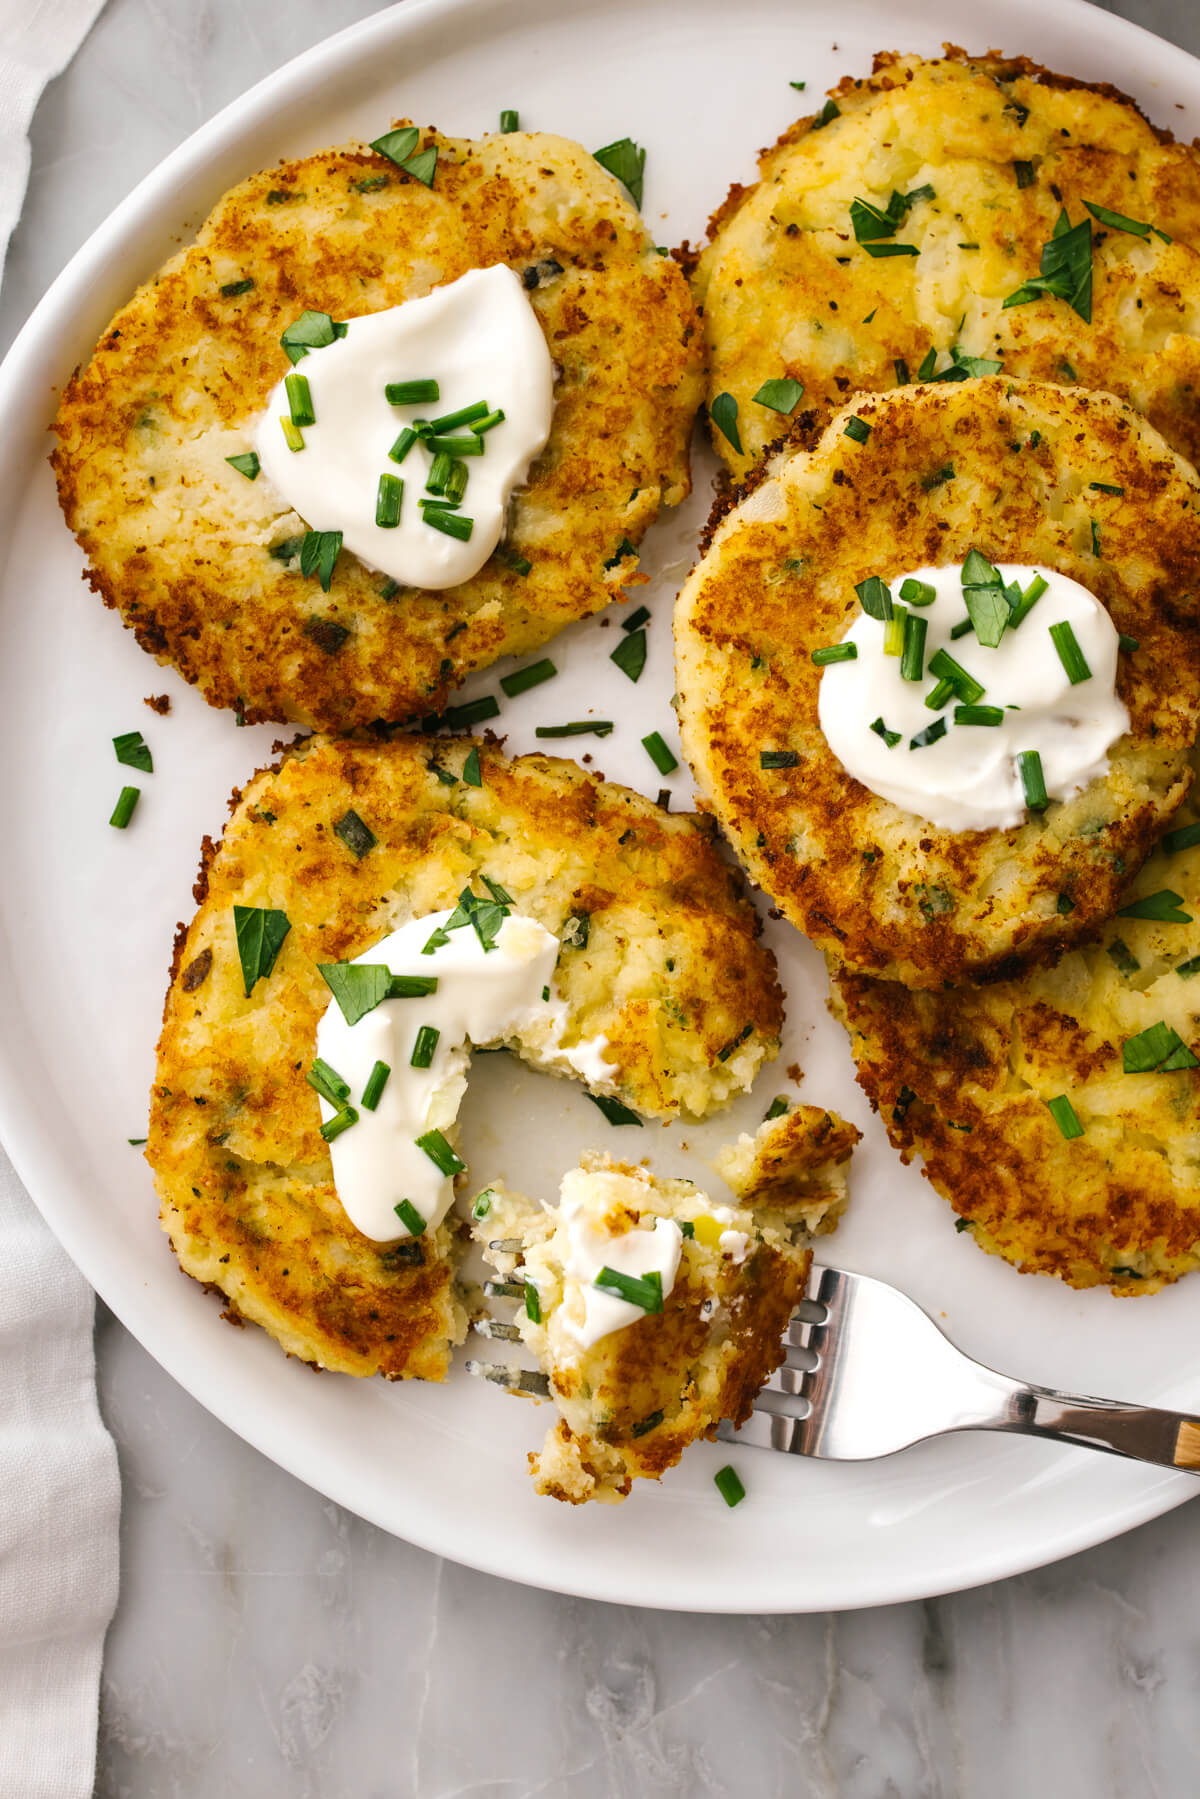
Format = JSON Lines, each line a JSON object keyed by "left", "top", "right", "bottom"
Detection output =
{"left": 720, "top": 1264, "right": 1200, "bottom": 1474}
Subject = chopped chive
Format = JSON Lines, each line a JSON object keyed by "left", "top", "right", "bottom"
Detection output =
{"left": 385, "top": 379, "right": 440, "bottom": 404}
{"left": 953, "top": 704, "right": 1004, "bottom": 726}
{"left": 471, "top": 1188, "right": 494, "bottom": 1220}
{"left": 622, "top": 605, "right": 651, "bottom": 633}
{"left": 1090, "top": 520, "right": 1102, "bottom": 557}
{"left": 753, "top": 377, "right": 805, "bottom": 414}
{"left": 524, "top": 1283, "right": 542, "bottom": 1324}
{"left": 917, "top": 345, "right": 939, "bottom": 381}
{"left": 632, "top": 1409, "right": 664, "bottom": 1437}
{"left": 300, "top": 529, "right": 343, "bottom": 592}
{"left": 113, "top": 730, "right": 152, "bottom": 773}
{"left": 764, "top": 1096, "right": 791, "bottom": 1121}
{"left": 388, "top": 974, "right": 441, "bottom": 998}
{"left": 861, "top": 242, "right": 919, "bottom": 258}
{"left": 561, "top": 910, "right": 590, "bottom": 949}
{"left": 411, "top": 1025, "right": 439, "bottom": 1068}
{"left": 592, "top": 136, "right": 646, "bottom": 208}
{"left": 928, "top": 648, "right": 984, "bottom": 704}
{"left": 760, "top": 749, "right": 800, "bottom": 769}
{"left": 709, "top": 392, "right": 742, "bottom": 453}
{"left": 333, "top": 808, "right": 377, "bottom": 859}
{"left": 1090, "top": 481, "right": 1124, "bottom": 496}
{"left": 593, "top": 1266, "right": 663, "bottom": 1312}
{"left": 680, "top": 1221, "right": 696, "bottom": 1240}
{"left": 714, "top": 1465, "right": 746, "bottom": 1508}
{"left": 789, "top": 79, "right": 806, "bottom": 90}
{"left": 1049, "top": 620, "right": 1092, "bottom": 685}
{"left": 1107, "top": 939, "right": 1140, "bottom": 975}
{"left": 882, "top": 605, "right": 907, "bottom": 657}
{"left": 470, "top": 409, "right": 505, "bottom": 435}
{"left": 285, "top": 371, "right": 315, "bottom": 427}
{"left": 604, "top": 536, "right": 637, "bottom": 571}
{"left": 415, "top": 1128, "right": 465, "bottom": 1176}
{"left": 400, "top": 147, "right": 438, "bottom": 188}
{"left": 1118, "top": 633, "right": 1139, "bottom": 653}
{"left": 394, "top": 1198, "right": 428, "bottom": 1237}
{"left": 1117, "top": 889, "right": 1193, "bottom": 923}
{"left": 611, "top": 629, "right": 647, "bottom": 682}
{"left": 542, "top": 986, "right": 550, "bottom": 1001}
{"left": 844, "top": 415, "right": 871, "bottom": 443}
{"left": 587, "top": 1093, "right": 643, "bottom": 1126}
{"left": 925, "top": 678, "right": 956, "bottom": 711}
{"left": 234, "top": 906, "right": 291, "bottom": 996}
{"left": 717, "top": 1023, "right": 752, "bottom": 1062}
{"left": 128, "top": 1138, "right": 147, "bottom": 1147}
{"left": 500, "top": 658, "right": 556, "bottom": 698}
{"left": 500, "top": 109, "right": 519, "bottom": 133}
{"left": 535, "top": 721, "right": 614, "bottom": 738}
{"left": 320, "top": 1106, "right": 358, "bottom": 1143}
{"left": 642, "top": 731, "right": 678, "bottom": 775}
{"left": 388, "top": 428, "right": 417, "bottom": 464}
{"left": 307, "top": 1058, "right": 351, "bottom": 1106}
{"left": 899, "top": 578, "right": 936, "bottom": 607}
{"left": 813, "top": 98, "right": 840, "bottom": 128}
{"left": 279, "top": 309, "right": 338, "bottom": 363}
{"left": 430, "top": 400, "right": 489, "bottom": 432}
{"left": 370, "top": 125, "right": 419, "bottom": 164}
{"left": 812, "top": 642, "right": 857, "bottom": 666}
{"left": 894, "top": 358, "right": 910, "bottom": 386}
{"left": 426, "top": 434, "right": 484, "bottom": 457}
{"left": 221, "top": 277, "right": 254, "bottom": 297}
{"left": 361, "top": 1061, "right": 391, "bottom": 1111}
{"left": 1003, "top": 206, "right": 1093, "bottom": 324}
{"left": 900, "top": 613, "right": 927, "bottom": 682}
{"left": 109, "top": 785, "right": 139, "bottom": 828}
{"left": 1018, "top": 749, "right": 1048, "bottom": 811}
{"left": 225, "top": 452, "right": 260, "bottom": 480}
{"left": 426, "top": 450, "right": 453, "bottom": 495}
{"left": 1083, "top": 199, "right": 1156, "bottom": 240}
{"left": 870, "top": 717, "right": 901, "bottom": 748}
{"left": 376, "top": 473, "right": 403, "bottom": 528}
{"left": 1176, "top": 955, "right": 1200, "bottom": 979}
{"left": 1014, "top": 160, "right": 1036, "bottom": 188}
{"left": 909, "top": 720, "right": 947, "bottom": 750}
{"left": 855, "top": 576, "right": 893, "bottom": 620}
{"left": 1163, "top": 821, "right": 1200, "bottom": 855}
{"left": 1046, "top": 1094, "right": 1083, "bottom": 1139}
{"left": 425, "top": 509, "right": 474, "bottom": 542}
{"left": 279, "top": 416, "right": 305, "bottom": 452}
{"left": 949, "top": 616, "right": 974, "bottom": 640}
{"left": 462, "top": 747, "right": 482, "bottom": 787}
{"left": 1007, "top": 573, "right": 1048, "bottom": 629}
{"left": 1057, "top": 892, "right": 1076, "bottom": 915}
{"left": 1122, "top": 1020, "right": 1200, "bottom": 1074}
{"left": 318, "top": 963, "right": 435, "bottom": 1025}
{"left": 921, "top": 464, "right": 956, "bottom": 491}
{"left": 443, "top": 695, "right": 500, "bottom": 730}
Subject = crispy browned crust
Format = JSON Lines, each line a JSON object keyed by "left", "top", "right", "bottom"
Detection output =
{"left": 675, "top": 377, "right": 1200, "bottom": 988}
{"left": 151, "top": 737, "right": 786, "bottom": 1377}
{"left": 692, "top": 45, "right": 1200, "bottom": 479}
{"left": 53, "top": 128, "right": 704, "bottom": 730}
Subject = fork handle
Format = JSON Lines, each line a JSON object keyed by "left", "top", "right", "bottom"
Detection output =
{"left": 987, "top": 1374, "right": 1200, "bottom": 1474}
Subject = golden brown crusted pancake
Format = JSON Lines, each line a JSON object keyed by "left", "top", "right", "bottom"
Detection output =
{"left": 54, "top": 128, "right": 704, "bottom": 729}
{"left": 150, "top": 735, "right": 786, "bottom": 1377}
{"left": 693, "top": 47, "right": 1200, "bottom": 478}
{"left": 831, "top": 761, "right": 1200, "bottom": 1294}
{"left": 674, "top": 377, "right": 1200, "bottom": 990}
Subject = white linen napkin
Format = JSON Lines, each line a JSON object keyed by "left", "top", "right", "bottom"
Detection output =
{"left": 0, "top": 0, "right": 109, "bottom": 288}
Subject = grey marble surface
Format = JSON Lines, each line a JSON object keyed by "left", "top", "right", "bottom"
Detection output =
{"left": 7, "top": 1, "right": 1200, "bottom": 1794}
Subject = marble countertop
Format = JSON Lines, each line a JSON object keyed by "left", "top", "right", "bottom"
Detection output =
{"left": 6, "top": 1, "right": 1200, "bottom": 1792}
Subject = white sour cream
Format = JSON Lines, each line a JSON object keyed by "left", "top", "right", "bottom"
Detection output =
{"left": 556, "top": 1169, "right": 684, "bottom": 1350}
{"left": 315, "top": 911, "right": 613, "bottom": 1242}
{"left": 255, "top": 265, "right": 554, "bottom": 591}
{"left": 817, "top": 563, "right": 1129, "bottom": 832}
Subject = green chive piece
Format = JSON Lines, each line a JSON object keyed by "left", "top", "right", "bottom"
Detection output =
{"left": 400, "top": 146, "right": 437, "bottom": 188}
{"left": 1117, "top": 889, "right": 1193, "bottom": 924}
{"left": 917, "top": 346, "right": 939, "bottom": 381}
{"left": 1014, "top": 160, "right": 1036, "bottom": 188}
{"left": 900, "top": 613, "right": 927, "bottom": 682}
{"left": 1003, "top": 206, "right": 1093, "bottom": 324}
{"left": 611, "top": 629, "right": 647, "bottom": 683}
{"left": 128, "top": 1138, "right": 147, "bottom": 1147}
{"left": 1018, "top": 750, "right": 1048, "bottom": 812}
{"left": 285, "top": 371, "right": 315, "bottom": 428}
{"left": 225, "top": 452, "right": 260, "bottom": 480}
{"left": 221, "top": 277, "right": 254, "bottom": 297}
{"left": 470, "top": 409, "right": 505, "bottom": 435}
{"left": 593, "top": 1266, "right": 663, "bottom": 1312}
{"left": 1107, "top": 939, "right": 1140, "bottom": 976}
{"left": 753, "top": 377, "right": 805, "bottom": 414}
{"left": 961, "top": 551, "right": 1009, "bottom": 647}
{"left": 710, "top": 392, "right": 742, "bottom": 453}
{"left": 861, "top": 242, "right": 919, "bottom": 259}
{"left": 1122, "top": 1020, "right": 1200, "bottom": 1074}
{"left": 426, "top": 434, "right": 484, "bottom": 457}
{"left": 812, "top": 643, "right": 857, "bottom": 667}
{"left": 870, "top": 717, "right": 901, "bottom": 748}
{"left": 1090, "top": 481, "right": 1125, "bottom": 496}
{"left": 1007, "top": 573, "right": 1048, "bottom": 629}
{"left": 109, "top": 786, "right": 140, "bottom": 829}
{"left": 371, "top": 126, "right": 419, "bottom": 165}
{"left": 587, "top": 1093, "right": 643, "bottom": 1126}
{"left": 1047, "top": 1094, "right": 1083, "bottom": 1139}
{"left": 430, "top": 401, "right": 489, "bottom": 433}
{"left": 521, "top": 1282, "right": 542, "bottom": 1325}
{"left": 714, "top": 1465, "right": 746, "bottom": 1508}
{"left": 1049, "top": 620, "right": 1093, "bottom": 685}
{"left": 444, "top": 462, "right": 468, "bottom": 505}
{"left": 415, "top": 1128, "right": 465, "bottom": 1176}
{"left": 909, "top": 720, "right": 947, "bottom": 750}
{"left": 760, "top": 749, "right": 800, "bottom": 769}
{"left": 113, "top": 730, "right": 153, "bottom": 773}
{"left": 764, "top": 1096, "right": 791, "bottom": 1121}
{"left": 1083, "top": 199, "right": 1155, "bottom": 240}
{"left": 279, "top": 309, "right": 338, "bottom": 363}
{"left": 899, "top": 578, "right": 936, "bottom": 607}
{"left": 949, "top": 616, "right": 974, "bottom": 640}
{"left": 622, "top": 606, "right": 651, "bottom": 634}
{"left": 376, "top": 473, "right": 403, "bottom": 528}
{"left": 279, "top": 416, "right": 305, "bottom": 452}
{"left": 1057, "top": 892, "right": 1076, "bottom": 915}
{"left": 592, "top": 137, "right": 646, "bottom": 208}
{"left": 1118, "top": 633, "right": 1139, "bottom": 653}
{"left": 789, "top": 80, "right": 806, "bottom": 90}
{"left": 953, "top": 704, "right": 1004, "bottom": 726}
{"left": 411, "top": 1025, "right": 439, "bottom": 1068}
{"left": 855, "top": 576, "right": 893, "bottom": 620}
{"left": 320, "top": 1106, "right": 358, "bottom": 1143}
{"left": 307, "top": 1058, "right": 351, "bottom": 1106}
{"left": 361, "top": 1061, "right": 391, "bottom": 1111}
{"left": 813, "top": 98, "right": 840, "bottom": 128}
{"left": 499, "top": 109, "right": 519, "bottom": 133}
{"left": 462, "top": 747, "right": 482, "bottom": 787}
{"left": 385, "top": 379, "right": 440, "bottom": 405}
{"left": 927, "top": 649, "right": 984, "bottom": 704}
{"left": 1163, "top": 821, "right": 1200, "bottom": 855}
{"left": 318, "top": 963, "right": 435, "bottom": 1026}
{"left": 442, "top": 695, "right": 500, "bottom": 730}
{"left": 883, "top": 605, "right": 907, "bottom": 658}
{"left": 394, "top": 1198, "right": 427, "bottom": 1237}
{"left": 1091, "top": 520, "right": 1102, "bottom": 557}
{"left": 388, "top": 428, "right": 417, "bottom": 464}
{"left": 425, "top": 509, "right": 474, "bottom": 542}
{"left": 844, "top": 415, "right": 871, "bottom": 443}
{"left": 642, "top": 731, "right": 678, "bottom": 775}
{"left": 471, "top": 1188, "right": 494, "bottom": 1220}
{"left": 300, "top": 529, "right": 343, "bottom": 592}
{"left": 894, "top": 358, "right": 910, "bottom": 385}
{"left": 234, "top": 905, "right": 291, "bottom": 996}
{"left": 425, "top": 450, "right": 453, "bottom": 494}
{"left": 500, "top": 658, "right": 556, "bottom": 698}
{"left": 333, "top": 808, "right": 377, "bottom": 859}
{"left": 1176, "top": 955, "right": 1200, "bottom": 979}
{"left": 535, "top": 721, "right": 614, "bottom": 738}
{"left": 925, "top": 678, "right": 956, "bottom": 711}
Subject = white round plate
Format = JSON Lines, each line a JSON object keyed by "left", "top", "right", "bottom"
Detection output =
{"left": 3, "top": 0, "right": 1199, "bottom": 1615}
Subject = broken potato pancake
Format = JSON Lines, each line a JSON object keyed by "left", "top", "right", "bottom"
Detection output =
{"left": 150, "top": 735, "right": 785, "bottom": 1377}
{"left": 54, "top": 127, "right": 703, "bottom": 730}
{"left": 674, "top": 377, "right": 1200, "bottom": 989}
{"left": 693, "top": 47, "right": 1200, "bottom": 479}
{"left": 711, "top": 1101, "right": 859, "bottom": 1236}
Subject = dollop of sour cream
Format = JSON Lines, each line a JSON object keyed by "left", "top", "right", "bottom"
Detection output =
{"left": 255, "top": 265, "right": 554, "bottom": 591}
{"left": 315, "top": 911, "right": 612, "bottom": 1242}
{"left": 817, "top": 563, "right": 1130, "bottom": 832}
{"left": 556, "top": 1169, "right": 684, "bottom": 1350}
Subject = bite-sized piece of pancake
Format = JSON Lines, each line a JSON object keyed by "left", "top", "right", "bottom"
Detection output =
{"left": 710, "top": 1101, "right": 860, "bottom": 1235}
{"left": 474, "top": 1158, "right": 811, "bottom": 1503}
{"left": 674, "top": 377, "right": 1200, "bottom": 989}
{"left": 53, "top": 127, "right": 704, "bottom": 730}
{"left": 831, "top": 761, "right": 1200, "bottom": 1294}
{"left": 692, "top": 47, "right": 1200, "bottom": 478}
{"left": 150, "top": 736, "right": 786, "bottom": 1377}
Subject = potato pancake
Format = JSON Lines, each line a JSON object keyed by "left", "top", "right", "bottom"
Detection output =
{"left": 150, "top": 735, "right": 785, "bottom": 1377}
{"left": 674, "top": 377, "right": 1200, "bottom": 989}
{"left": 54, "top": 127, "right": 703, "bottom": 730}
{"left": 693, "top": 47, "right": 1200, "bottom": 479}
{"left": 831, "top": 764, "right": 1200, "bottom": 1293}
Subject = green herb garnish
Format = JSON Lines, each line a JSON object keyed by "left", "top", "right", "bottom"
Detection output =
{"left": 1046, "top": 1094, "right": 1083, "bottom": 1139}
{"left": 113, "top": 730, "right": 152, "bottom": 773}
{"left": 535, "top": 721, "right": 614, "bottom": 739}
{"left": 300, "top": 529, "right": 343, "bottom": 592}
{"left": 592, "top": 137, "right": 646, "bottom": 208}
{"left": 361, "top": 1061, "right": 391, "bottom": 1111}
{"left": 307, "top": 1058, "right": 351, "bottom": 1106}
{"left": 953, "top": 704, "right": 1004, "bottom": 726}
{"left": 233, "top": 905, "right": 291, "bottom": 996}
{"left": 376, "top": 473, "right": 403, "bottom": 528}
{"left": 333, "top": 809, "right": 377, "bottom": 859}
{"left": 1083, "top": 199, "right": 1168, "bottom": 242}
{"left": 709, "top": 392, "right": 742, "bottom": 453}
{"left": 760, "top": 749, "right": 800, "bottom": 769}
{"left": 279, "top": 309, "right": 341, "bottom": 364}
{"left": 461, "top": 747, "right": 482, "bottom": 788}
{"left": 1122, "top": 1021, "right": 1200, "bottom": 1074}
{"left": 870, "top": 717, "right": 901, "bottom": 748}
{"left": 1017, "top": 749, "right": 1048, "bottom": 812}
{"left": 587, "top": 1094, "right": 643, "bottom": 1126}
{"left": 812, "top": 643, "right": 857, "bottom": 666}
{"left": 499, "top": 109, "right": 519, "bottom": 133}
{"left": 593, "top": 1266, "right": 663, "bottom": 1312}
{"left": 394, "top": 1198, "right": 428, "bottom": 1237}
{"left": 714, "top": 1465, "right": 746, "bottom": 1507}
{"left": 1163, "top": 821, "right": 1200, "bottom": 856}
{"left": 411, "top": 1025, "right": 439, "bottom": 1068}
{"left": 1049, "top": 620, "right": 1092, "bottom": 685}
{"left": 500, "top": 659, "right": 556, "bottom": 698}
{"left": 611, "top": 629, "right": 647, "bottom": 683}
{"left": 1003, "top": 206, "right": 1093, "bottom": 323}
{"left": 425, "top": 509, "right": 474, "bottom": 542}
{"left": 899, "top": 578, "right": 936, "bottom": 607}
{"left": 844, "top": 415, "right": 871, "bottom": 443}
{"left": 1107, "top": 939, "right": 1140, "bottom": 976}
{"left": 415, "top": 1129, "right": 464, "bottom": 1177}
{"left": 318, "top": 963, "right": 437, "bottom": 1026}
{"left": 900, "top": 613, "right": 927, "bottom": 683}
{"left": 642, "top": 731, "right": 678, "bottom": 775}
{"left": 1117, "top": 889, "right": 1193, "bottom": 924}
{"left": 753, "top": 377, "right": 805, "bottom": 414}
{"left": 225, "top": 452, "right": 260, "bottom": 480}
{"left": 320, "top": 1107, "right": 358, "bottom": 1143}
{"left": 909, "top": 720, "right": 947, "bottom": 750}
